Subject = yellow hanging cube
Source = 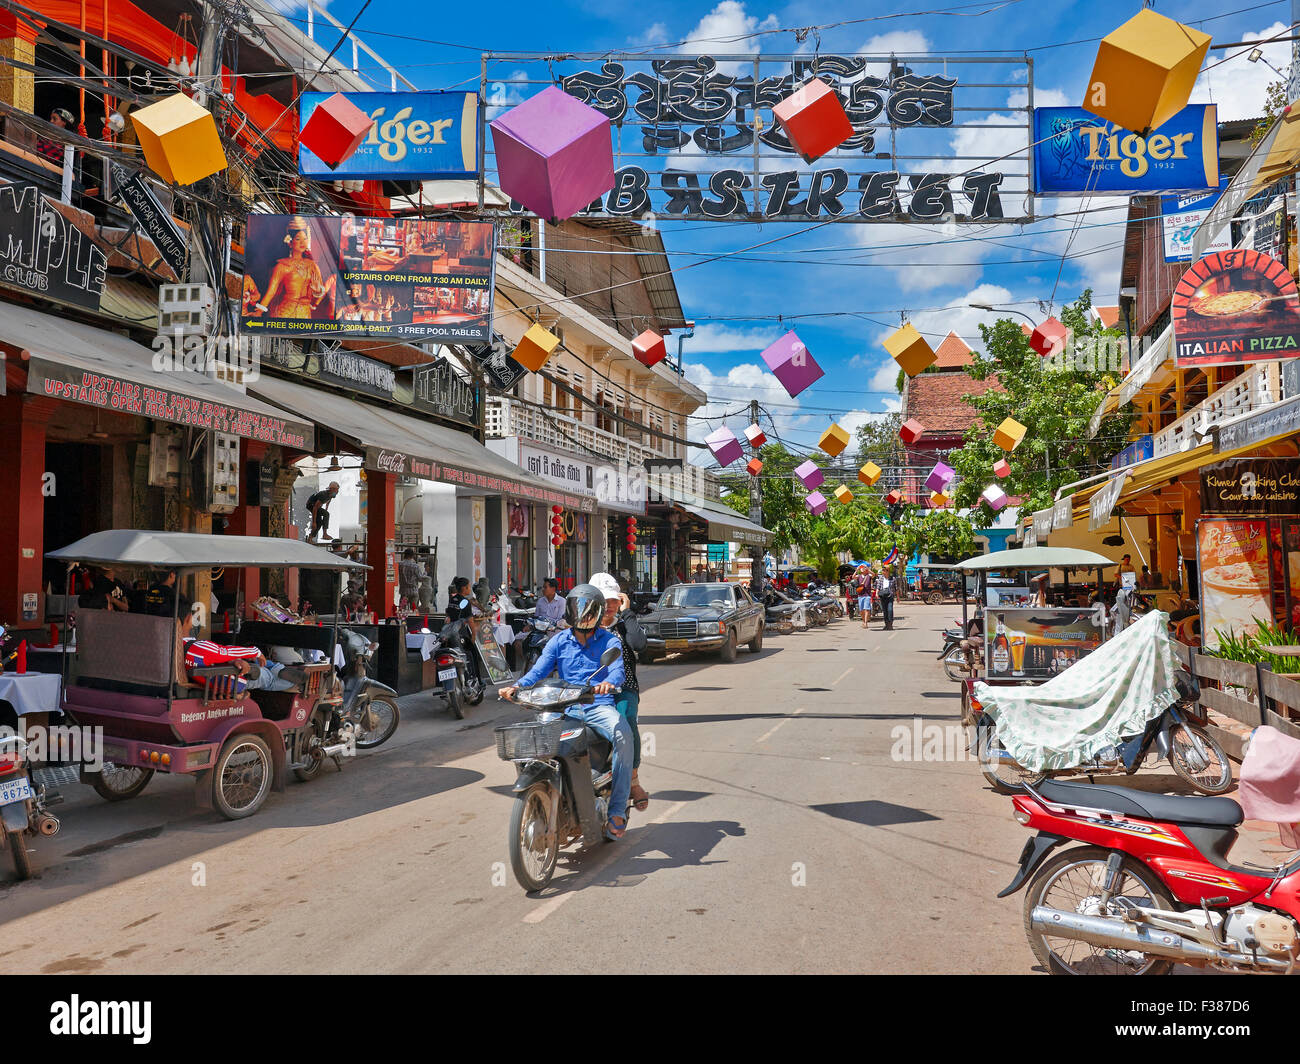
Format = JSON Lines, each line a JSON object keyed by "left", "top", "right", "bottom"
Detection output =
{"left": 930, "top": 491, "right": 950, "bottom": 507}
{"left": 883, "top": 322, "right": 936, "bottom": 377}
{"left": 994, "top": 417, "right": 1027, "bottom": 452}
{"left": 818, "top": 423, "right": 851, "bottom": 457}
{"left": 858, "top": 462, "right": 882, "bottom": 486}
{"left": 130, "top": 93, "right": 228, "bottom": 185}
{"left": 1082, "top": 9, "right": 1211, "bottom": 135}
{"left": 834, "top": 485, "right": 853, "bottom": 504}
{"left": 512, "top": 323, "right": 561, "bottom": 373}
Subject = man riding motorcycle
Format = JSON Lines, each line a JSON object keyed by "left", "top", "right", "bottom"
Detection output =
{"left": 499, "top": 584, "right": 633, "bottom": 839}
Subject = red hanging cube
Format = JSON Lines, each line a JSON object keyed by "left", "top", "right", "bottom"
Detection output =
{"left": 632, "top": 329, "right": 666, "bottom": 367}
{"left": 994, "top": 459, "right": 1011, "bottom": 478}
{"left": 772, "top": 78, "right": 854, "bottom": 164}
{"left": 300, "top": 93, "right": 374, "bottom": 170}
{"left": 885, "top": 489, "right": 903, "bottom": 505}
{"left": 1029, "top": 317, "right": 1068, "bottom": 358}
{"left": 899, "top": 419, "right": 925, "bottom": 445}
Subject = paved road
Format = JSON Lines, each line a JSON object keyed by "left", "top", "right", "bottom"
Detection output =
{"left": 0, "top": 603, "right": 1046, "bottom": 974}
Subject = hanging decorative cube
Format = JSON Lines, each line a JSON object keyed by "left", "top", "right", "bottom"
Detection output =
{"left": 1082, "top": 9, "right": 1211, "bottom": 134}
{"left": 744, "top": 423, "right": 766, "bottom": 448}
{"left": 772, "top": 77, "right": 855, "bottom": 164}
{"left": 930, "top": 491, "right": 950, "bottom": 508}
{"left": 805, "top": 491, "right": 828, "bottom": 516}
{"left": 299, "top": 92, "right": 374, "bottom": 170}
{"left": 834, "top": 485, "right": 853, "bottom": 504}
{"left": 818, "top": 423, "right": 851, "bottom": 457}
{"left": 705, "top": 427, "right": 743, "bottom": 466}
{"left": 131, "top": 92, "right": 227, "bottom": 185}
{"left": 512, "top": 323, "right": 560, "bottom": 373}
{"left": 925, "top": 461, "right": 955, "bottom": 495}
{"left": 883, "top": 322, "right": 936, "bottom": 377}
{"left": 993, "top": 458, "right": 1011, "bottom": 478}
{"left": 1029, "top": 317, "right": 1069, "bottom": 358}
{"left": 858, "top": 462, "right": 882, "bottom": 486}
{"left": 993, "top": 417, "right": 1027, "bottom": 452}
{"left": 983, "top": 485, "right": 1009, "bottom": 512}
{"left": 746, "top": 458, "right": 763, "bottom": 477}
{"left": 794, "top": 460, "right": 824, "bottom": 490}
{"left": 632, "top": 329, "right": 666, "bottom": 367}
{"left": 489, "top": 86, "right": 615, "bottom": 220}
{"left": 761, "top": 331, "right": 824, "bottom": 398}
{"left": 899, "top": 419, "right": 925, "bottom": 445}
{"left": 885, "top": 489, "right": 903, "bottom": 505}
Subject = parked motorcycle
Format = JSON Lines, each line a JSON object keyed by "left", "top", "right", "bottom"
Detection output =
{"left": 435, "top": 619, "right": 486, "bottom": 720}
{"left": 763, "top": 588, "right": 809, "bottom": 632}
{"left": 939, "top": 613, "right": 983, "bottom": 682}
{"left": 0, "top": 732, "right": 64, "bottom": 880}
{"left": 522, "top": 617, "right": 559, "bottom": 672}
{"left": 496, "top": 645, "right": 624, "bottom": 892}
{"left": 336, "top": 627, "right": 400, "bottom": 749}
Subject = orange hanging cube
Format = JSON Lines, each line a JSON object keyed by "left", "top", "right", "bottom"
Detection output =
{"left": 899, "top": 419, "right": 925, "bottom": 445}
{"left": 300, "top": 92, "right": 374, "bottom": 170}
{"left": 772, "top": 77, "right": 855, "bottom": 164}
{"left": 834, "top": 485, "right": 853, "bottom": 504}
{"left": 131, "top": 92, "right": 227, "bottom": 185}
{"left": 993, "top": 417, "right": 1026, "bottom": 452}
{"left": 858, "top": 462, "right": 882, "bottom": 486}
{"left": 818, "top": 423, "right": 850, "bottom": 457}
{"left": 1082, "top": 9, "right": 1211, "bottom": 135}
{"left": 632, "top": 329, "right": 666, "bottom": 367}
{"left": 746, "top": 458, "right": 763, "bottom": 476}
{"left": 1029, "top": 317, "right": 1068, "bottom": 358}
{"left": 885, "top": 489, "right": 903, "bottom": 505}
{"left": 929, "top": 491, "right": 950, "bottom": 508}
{"left": 883, "top": 323, "right": 936, "bottom": 377}
{"left": 512, "top": 323, "right": 560, "bottom": 373}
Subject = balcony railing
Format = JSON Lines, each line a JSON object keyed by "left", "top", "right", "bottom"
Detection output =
{"left": 1152, "top": 362, "right": 1279, "bottom": 458}
{"left": 486, "top": 396, "right": 680, "bottom": 468}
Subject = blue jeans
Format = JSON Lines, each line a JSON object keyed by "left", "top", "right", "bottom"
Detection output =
{"left": 248, "top": 662, "right": 296, "bottom": 692}
{"left": 880, "top": 595, "right": 894, "bottom": 628}
{"left": 564, "top": 702, "right": 631, "bottom": 830}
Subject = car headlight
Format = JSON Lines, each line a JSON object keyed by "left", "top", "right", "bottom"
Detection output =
{"left": 699, "top": 621, "right": 723, "bottom": 635}
{"left": 643, "top": 622, "right": 658, "bottom": 634}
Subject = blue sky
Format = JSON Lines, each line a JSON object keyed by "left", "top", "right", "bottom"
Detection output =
{"left": 290, "top": 0, "right": 1293, "bottom": 457}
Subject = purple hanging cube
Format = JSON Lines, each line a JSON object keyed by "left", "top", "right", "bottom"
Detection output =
{"left": 982, "top": 485, "right": 1009, "bottom": 512}
{"left": 805, "top": 491, "right": 828, "bottom": 515}
{"left": 705, "top": 427, "right": 743, "bottom": 466}
{"left": 794, "top": 460, "right": 824, "bottom": 490}
{"left": 925, "top": 461, "right": 955, "bottom": 495}
{"left": 490, "top": 86, "right": 615, "bottom": 220}
{"left": 761, "top": 330, "right": 824, "bottom": 398}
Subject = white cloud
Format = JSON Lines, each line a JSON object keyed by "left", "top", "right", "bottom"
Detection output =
{"left": 634, "top": 22, "right": 669, "bottom": 47}
{"left": 687, "top": 324, "right": 779, "bottom": 354}
{"left": 888, "top": 282, "right": 1016, "bottom": 352}
{"left": 679, "top": 1, "right": 779, "bottom": 58}
{"left": 1191, "top": 22, "right": 1290, "bottom": 121}
{"left": 860, "top": 30, "right": 930, "bottom": 58}
{"left": 685, "top": 360, "right": 815, "bottom": 461}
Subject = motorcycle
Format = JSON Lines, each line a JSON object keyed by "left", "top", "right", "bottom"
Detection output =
{"left": 763, "top": 588, "right": 809, "bottom": 632}
{"left": 336, "top": 628, "right": 400, "bottom": 749}
{"left": 1002, "top": 774, "right": 1300, "bottom": 975}
{"left": 435, "top": 619, "right": 486, "bottom": 720}
{"left": 496, "top": 645, "right": 624, "bottom": 892}
{"left": 939, "top": 613, "right": 984, "bottom": 682}
{"left": 522, "top": 617, "right": 559, "bottom": 672}
{"left": 0, "top": 732, "right": 64, "bottom": 880}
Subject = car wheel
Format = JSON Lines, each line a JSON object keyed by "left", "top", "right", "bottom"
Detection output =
{"left": 719, "top": 629, "right": 738, "bottom": 663}
{"left": 748, "top": 624, "right": 763, "bottom": 654}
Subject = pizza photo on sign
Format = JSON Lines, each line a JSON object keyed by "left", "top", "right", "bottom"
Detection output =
{"left": 1172, "top": 249, "right": 1300, "bottom": 367}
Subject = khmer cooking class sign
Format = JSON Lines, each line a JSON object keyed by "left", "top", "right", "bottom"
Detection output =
{"left": 483, "top": 53, "right": 1030, "bottom": 223}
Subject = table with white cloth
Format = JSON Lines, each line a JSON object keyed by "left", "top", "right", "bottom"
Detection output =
{"left": 0, "top": 672, "right": 63, "bottom": 728}
{"left": 406, "top": 632, "right": 439, "bottom": 661}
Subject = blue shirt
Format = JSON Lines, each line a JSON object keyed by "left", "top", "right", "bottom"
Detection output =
{"left": 516, "top": 627, "right": 625, "bottom": 707}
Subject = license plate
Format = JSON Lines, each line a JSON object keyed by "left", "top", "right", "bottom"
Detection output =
{"left": 438, "top": 669, "right": 457, "bottom": 682}
{"left": 665, "top": 639, "right": 689, "bottom": 649}
{"left": 0, "top": 776, "right": 32, "bottom": 805}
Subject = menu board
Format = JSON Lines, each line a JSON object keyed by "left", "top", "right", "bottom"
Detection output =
{"left": 469, "top": 617, "right": 514, "bottom": 683}
{"left": 985, "top": 608, "right": 1106, "bottom": 682}
{"left": 1197, "top": 518, "right": 1273, "bottom": 649}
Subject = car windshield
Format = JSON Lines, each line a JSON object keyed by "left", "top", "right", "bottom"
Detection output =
{"left": 659, "top": 585, "right": 733, "bottom": 609}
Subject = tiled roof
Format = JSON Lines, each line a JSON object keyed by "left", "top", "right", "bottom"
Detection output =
{"left": 1092, "top": 305, "right": 1121, "bottom": 328}
{"left": 932, "top": 330, "right": 974, "bottom": 368}
{"left": 903, "top": 371, "right": 1004, "bottom": 435}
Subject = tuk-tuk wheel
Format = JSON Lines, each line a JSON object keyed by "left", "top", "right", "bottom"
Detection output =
{"left": 212, "top": 734, "right": 273, "bottom": 820}
{"left": 90, "top": 763, "right": 154, "bottom": 802}
{"left": 927, "top": 591, "right": 944, "bottom": 606}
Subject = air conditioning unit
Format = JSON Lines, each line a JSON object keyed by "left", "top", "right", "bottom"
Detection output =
{"left": 158, "top": 283, "right": 213, "bottom": 334}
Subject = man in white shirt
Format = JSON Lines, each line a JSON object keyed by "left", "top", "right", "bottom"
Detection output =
{"left": 534, "top": 578, "right": 567, "bottom": 627}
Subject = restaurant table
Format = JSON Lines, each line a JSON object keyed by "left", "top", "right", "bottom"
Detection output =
{"left": 0, "top": 671, "right": 63, "bottom": 733}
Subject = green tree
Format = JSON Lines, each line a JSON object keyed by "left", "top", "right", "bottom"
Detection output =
{"left": 855, "top": 411, "right": 903, "bottom": 471}
{"left": 945, "top": 291, "right": 1131, "bottom": 526}
{"left": 1251, "top": 79, "right": 1289, "bottom": 147}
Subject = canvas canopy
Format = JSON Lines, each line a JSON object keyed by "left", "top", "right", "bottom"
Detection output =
{"left": 47, "top": 531, "right": 368, "bottom": 571}
{"left": 956, "top": 547, "right": 1115, "bottom": 571}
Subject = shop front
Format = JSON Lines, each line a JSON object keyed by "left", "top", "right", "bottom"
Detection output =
{"left": 644, "top": 471, "right": 772, "bottom": 592}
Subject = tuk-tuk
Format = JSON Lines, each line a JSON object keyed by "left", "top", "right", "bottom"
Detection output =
{"left": 47, "top": 531, "right": 369, "bottom": 820}
{"left": 911, "top": 564, "right": 972, "bottom": 605}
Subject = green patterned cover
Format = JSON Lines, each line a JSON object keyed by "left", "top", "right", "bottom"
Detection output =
{"left": 974, "top": 610, "right": 1180, "bottom": 772}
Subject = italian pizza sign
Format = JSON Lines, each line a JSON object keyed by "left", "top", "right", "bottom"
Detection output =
{"left": 1172, "top": 249, "right": 1300, "bottom": 368}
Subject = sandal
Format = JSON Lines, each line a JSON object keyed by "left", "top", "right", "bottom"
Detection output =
{"left": 630, "top": 783, "right": 650, "bottom": 812}
{"left": 605, "top": 815, "right": 627, "bottom": 840}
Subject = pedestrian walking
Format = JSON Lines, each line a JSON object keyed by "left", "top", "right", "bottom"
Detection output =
{"left": 876, "top": 567, "right": 896, "bottom": 630}
{"left": 855, "top": 566, "right": 873, "bottom": 630}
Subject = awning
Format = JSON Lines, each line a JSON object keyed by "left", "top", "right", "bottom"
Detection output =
{"left": 248, "top": 373, "right": 593, "bottom": 512}
{"left": 1087, "top": 324, "right": 1172, "bottom": 438}
{"left": 956, "top": 547, "right": 1115, "bottom": 571}
{"left": 649, "top": 478, "right": 771, "bottom": 546}
{"left": 2, "top": 301, "right": 314, "bottom": 449}
{"left": 48, "top": 531, "right": 368, "bottom": 570}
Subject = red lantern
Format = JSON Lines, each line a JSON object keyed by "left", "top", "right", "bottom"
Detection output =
{"left": 1029, "top": 317, "right": 1068, "bottom": 358}
{"left": 772, "top": 78, "right": 854, "bottom": 164}
{"left": 299, "top": 92, "right": 374, "bottom": 169}
{"left": 551, "top": 535, "right": 562, "bottom": 546}
{"left": 551, "top": 505, "right": 563, "bottom": 514}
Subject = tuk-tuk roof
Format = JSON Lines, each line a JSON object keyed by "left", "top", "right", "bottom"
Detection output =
{"left": 955, "top": 546, "right": 1115, "bottom": 572}
{"left": 47, "top": 531, "right": 369, "bottom": 571}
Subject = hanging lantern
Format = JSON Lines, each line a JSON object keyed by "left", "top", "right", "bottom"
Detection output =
{"left": 130, "top": 92, "right": 227, "bottom": 185}
{"left": 993, "top": 417, "right": 1027, "bottom": 452}
{"left": 982, "top": 485, "right": 1009, "bottom": 512}
{"left": 761, "top": 331, "right": 824, "bottom": 398}
{"left": 794, "top": 460, "right": 824, "bottom": 490}
{"left": 705, "top": 427, "right": 743, "bottom": 466}
{"left": 804, "top": 491, "right": 829, "bottom": 516}
{"left": 994, "top": 458, "right": 1011, "bottom": 478}
{"left": 898, "top": 419, "right": 925, "bottom": 445}
{"left": 818, "top": 423, "right": 850, "bottom": 457}
{"left": 512, "top": 323, "right": 560, "bottom": 373}
{"left": 883, "top": 322, "right": 936, "bottom": 377}
{"left": 489, "top": 86, "right": 616, "bottom": 221}
{"left": 299, "top": 92, "right": 374, "bottom": 170}
{"left": 772, "top": 77, "right": 855, "bottom": 164}
{"left": 746, "top": 457, "right": 763, "bottom": 477}
{"left": 924, "top": 461, "right": 955, "bottom": 495}
{"left": 859, "top": 462, "right": 882, "bottom": 486}
{"left": 885, "top": 489, "right": 903, "bottom": 505}
{"left": 632, "top": 329, "right": 667, "bottom": 367}
{"left": 744, "top": 423, "right": 766, "bottom": 448}
{"left": 552, "top": 505, "right": 563, "bottom": 515}
{"left": 1029, "top": 317, "right": 1069, "bottom": 358}
{"left": 833, "top": 485, "right": 853, "bottom": 504}
{"left": 551, "top": 535, "right": 562, "bottom": 546}
{"left": 929, "top": 491, "right": 950, "bottom": 508}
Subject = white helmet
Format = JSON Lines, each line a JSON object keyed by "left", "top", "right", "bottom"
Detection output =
{"left": 590, "top": 572, "right": 622, "bottom": 602}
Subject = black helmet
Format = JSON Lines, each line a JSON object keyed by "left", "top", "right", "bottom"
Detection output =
{"left": 565, "top": 583, "right": 605, "bottom": 632}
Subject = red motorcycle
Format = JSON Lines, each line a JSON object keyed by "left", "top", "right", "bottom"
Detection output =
{"left": 1001, "top": 777, "right": 1300, "bottom": 974}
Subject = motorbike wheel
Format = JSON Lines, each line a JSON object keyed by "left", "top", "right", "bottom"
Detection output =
{"left": 90, "top": 762, "right": 154, "bottom": 802}
{"left": 355, "top": 695, "right": 400, "bottom": 750}
{"left": 293, "top": 738, "right": 327, "bottom": 782}
{"left": 1168, "top": 724, "right": 1234, "bottom": 795}
{"left": 446, "top": 684, "right": 466, "bottom": 720}
{"left": 212, "top": 734, "right": 273, "bottom": 820}
{"left": 943, "top": 648, "right": 970, "bottom": 683}
{"left": 1023, "top": 845, "right": 1175, "bottom": 976}
{"left": 979, "top": 729, "right": 1047, "bottom": 794}
{"left": 927, "top": 591, "right": 944, "bottom": 606}
{"left": 6, "top": 828, "right": 31, "bottom": 881}
{"left": 465, "top": 674, "right": 485, "bottom": 707}
{"left": 509, "top": 782, "right": 558, "bottom": 893}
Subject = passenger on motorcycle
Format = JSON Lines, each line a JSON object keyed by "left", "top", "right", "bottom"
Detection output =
{"left": 590, "top": 572, "right": 650, "bottom": 812}
{"left": 500, "top": 584, "right": 632, "bottom": 839}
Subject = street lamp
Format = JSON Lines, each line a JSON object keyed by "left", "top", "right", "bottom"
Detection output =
{"left": 968, "top": 302, "right": 1037, "bottom": 326}
{"left": 1247, "top": 47, "right": 1289, "bottom": 82}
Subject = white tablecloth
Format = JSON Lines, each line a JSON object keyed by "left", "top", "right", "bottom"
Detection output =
{"left": 406, "top": 632, "right": 438, "bottom": 660}
{"left": 0, "top": 672, "right": 62, "bottom": 717}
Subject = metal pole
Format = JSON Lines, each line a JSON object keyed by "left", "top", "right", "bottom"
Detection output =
{"left": 749, "top": 398, "right": 762, "bottom": 586}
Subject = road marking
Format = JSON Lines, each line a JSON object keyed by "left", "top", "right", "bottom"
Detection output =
{"left": 831, "top": 667, "right": 853, "bottom": 686}
{"left": 888, "top": 631, "right": 898, "bottom": 640}
{"left": 756, "top": 706, "right": 804, "bottom": 744}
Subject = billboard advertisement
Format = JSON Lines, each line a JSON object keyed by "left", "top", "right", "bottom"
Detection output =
{"left": 1197, "top": 518, "right": 1273, "bottom": 648}
{"left": 1161, "top": 183, "right": 1229, "bottom": 263}
{"left": 985, "top": 607, "right": 1105, "bottom": 681}
{"left": 1032, "top": 104, "right": 1219, "bottom": 195}
{"left": 240, "top": 214, "right": 494, "bottom": 342}
{"left": 298, "top": 92, "right": 479, "bottom": 179}
{"left": 1172, "top": 249, "right": 1300, "bottom": 368}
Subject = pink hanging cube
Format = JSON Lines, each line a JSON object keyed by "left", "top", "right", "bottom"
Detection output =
{"left": 994, "top": 458, "right": 1011, "bottom": 478}
{"left": 1029, "top": 317, "right": 1068, "bottom": 357}
{"left": 761, "top": 331, "right": 824, "bottom": 398}
{"left": 805, "top": 491, "right": 828, "bottom": 516}
{"left": 744, "top": 423, "right": 766, "bottom": 448}
{"left": 899, "top": 419, "right": 925, "bottom": 445}
{"left": 490, "top": 86, "right": 615, "bottom": 220}
{"left": 746, "top": 458, "right": 763, "bottom": 476}
{"left": 925, "top": 462, "right": 954, "bottom": 494}
{"left": 772, "top": 77, "right": 854, "bottom": 164}
{"left": 795, "top": 460, "right": 824, "bottom": 490}
{"left": 982, "top": 485, "right": 1009, "bottom": 511}
{"left": 300, "top": 92, "right": 374, "bottom": 169}
{"left": 705, "top": 427, "right": 743, "bottom": 466}
{"left": 632, "top": 329, "right": 666, "bottom": 367}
